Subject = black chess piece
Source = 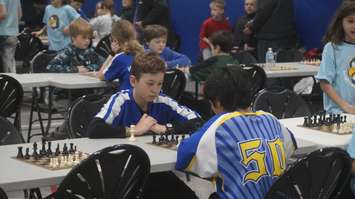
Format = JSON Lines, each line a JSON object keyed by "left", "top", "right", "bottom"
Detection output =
{"left": 158, "top": 134, "right": 164, "bottom": 145}
{"left": 74, "top": 145, "right": 77, "bottom": 152}
{"left": 152, "top": 135, "right": 157, "bottom": 144}
{"left": 55, "top": 143, "right": 60, "bottom": 156}
{"left": 303, "top": 117, "right": 308, "bottom": 127}
{"left": 25, "top": 148, "right": 30, "bottom": 159}
{"left": 32, "top": 142, "right": 39, "bottom": 159}
{"left": 175, "top": 135, "right": 179, "bottom": 145}
{"left": 69, "top": 143, "right": 75, "bottom": 154}
{"left": 17, "top": 146, "right": 24, "bottom": 158}
{"left": 344, "top": 115, "right": 347, "bottom": 123}
{"left": 47, "top": 141, "right": 53, "bottom": 156}
{"left": 62, "top": 143, "right": 68, "bottom": 155}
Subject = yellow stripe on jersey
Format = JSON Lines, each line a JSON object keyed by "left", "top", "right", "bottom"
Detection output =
{"left": 217, "top": 111, "right": 271, "bottom": 126}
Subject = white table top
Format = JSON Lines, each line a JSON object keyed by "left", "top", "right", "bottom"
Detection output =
{"left": 0, "top": 137, "right": 176, "bottom": 192}
{"left": 1, "top": 73, "right": 107, "bottom": 89}
{"left": 279, "top": 114, "right": 354, "bottom": 149}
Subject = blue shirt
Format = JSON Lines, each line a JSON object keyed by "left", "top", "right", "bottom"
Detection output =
{"left": 96, "top": 89, "right": 200, "bottom": 128}
{"left": 103, "top": 52, "right": 134, "bottom": 91}
{"left": 0, "top": 0, "right": 20, "bottom": 36}
{"left": 315, "top": 42, "right": 355, "bottom": 113}
{"left": 145, "top": 47, "right": 192, "bottom": 69}
{"left": 42, "top": 5, "right": 80, "bottom": 51}
{"left": 176, "top": 111, "right": 295, "bottom": 199}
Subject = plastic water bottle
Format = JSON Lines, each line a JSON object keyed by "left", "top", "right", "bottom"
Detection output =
{"left": 265, "top": 48, "right": 275, "bottom": 68}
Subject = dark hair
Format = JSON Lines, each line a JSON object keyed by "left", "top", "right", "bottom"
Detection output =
{"left": 143, "top": 25, "right": 168, "bottom": 42}
{"left": 204, "top": 66, "right": 252, "bottom": 111}
{"left": 210, "top": 30, "right": 234, "bottom": 53}
{"left": 131, "top": 52, "right": 166, "bottom": 80}
{"left": 323, "top": 1, "right": 355, "bottom": 44}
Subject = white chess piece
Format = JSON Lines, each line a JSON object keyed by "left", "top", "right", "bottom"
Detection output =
{"left": 129, "top": 125, "right": 136, "bottom": 142}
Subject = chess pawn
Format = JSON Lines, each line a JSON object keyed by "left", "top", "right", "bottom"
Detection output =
{"left": 24, "top": 148, "right": 30, "bottom": 159}
{"left": 62, "top": 143, "right": 68, "bottom": 155}
{"left": 47, "top": 141, "right": 53, "bottom": 156}
{"left": 129, "top": 125, "right": 136, "bottom": 142}
{"left": 55, "top": 144, "right": 60, "bottom": 156}
{"left": 69, "top": 143, "right": 75, "bottom": 154}
{"left": 175, "top": 135, "right": 179, "bottom": 145}
{"left": 17, "top": 146, "right": 24, "bottom": 159}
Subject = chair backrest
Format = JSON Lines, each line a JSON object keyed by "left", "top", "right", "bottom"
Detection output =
{"left": 252, "top": 89, "right": 310, "bottom": 119}
{"left": 276, "top": 48, "right": 304, "bottom": 63}
{"left": 0, "top": 74, "right": 23, "bottom": 119}
{"left": 30, "top": 50, "right": 57, "bottom": 73}
{"left": 15, "top": 32, "right": 44, "bottom": 62}
{"left": 231, "top": 50, "right": 257, "bottom": 65}
{"left": 95, "top": 34, "right": 112, "bottom": 59}
{"left": 51, "top": 144, "right": 151, "bottom": 199}
{"left": 67, "top": 94, "right": 108, "bottom": 138}
{"left": 0, "top": 187, "right": 7, "bottom": 199}
{"left": 0, "top": 116, "right": 23, "bottom": 145}
{"left": 265, "top": 147, "right": 352, "bottom": 199}
{"left": 162, "top": 69, "right": 186, "bottom": 101}
{"left": 241, "top": 64, "right": 266, "bottom": 98}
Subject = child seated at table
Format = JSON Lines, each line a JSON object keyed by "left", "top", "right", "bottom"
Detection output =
{"left": 88, "top": 52, "right": 202, "bottom": 138}
{"left": 143, "top": 25, "right": 191, "bottom": 69}
{"left": 176, "top": 66, "right": 296, "bottom": 199}
{"left": 47, "top": 18, "right": 104, "bottom": 73}
{"left": 190, "top": 30, "right": 239, "bottom": 82}
{"left": 97, "top": 19, "right": 144, "bottom": 91}
{"left": 88, "top": 52, "right": 203, "bottom": 199}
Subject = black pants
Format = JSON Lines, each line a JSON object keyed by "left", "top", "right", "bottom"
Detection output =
{"left": 142, "top": 172, "right": 198, "bottom": 199}
{"left": 257, "top": 37, "right": 297, "bottom": 63}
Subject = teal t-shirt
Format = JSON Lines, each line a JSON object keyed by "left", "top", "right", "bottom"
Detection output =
{"left": 42, "top": 5, "right": 80, "bottom": 51}
{"left": 315, "top": 42, "right": 355, "bottom": 113}
{"left": 0, "top": 0, "right": 20, "bottom": 36}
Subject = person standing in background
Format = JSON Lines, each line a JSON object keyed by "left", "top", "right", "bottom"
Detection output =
{"left": 243, "top": 0, "right": 298, "bottom": 62}
{"left": 0, "top": 0, "right": 21, "bottom": 73}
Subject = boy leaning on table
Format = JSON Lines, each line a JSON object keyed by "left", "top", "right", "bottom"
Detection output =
{"left": 87, "top": 52, "right": 203, "bottom": 199}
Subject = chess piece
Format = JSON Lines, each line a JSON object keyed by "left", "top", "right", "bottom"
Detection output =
{"left": 152, "top": 135, "right": 157, "bottom": 144}
{"left": 129, "top": 125, "right": 136, "bottom": 142}
{"left": 69, "top": 143, "right": 75, "bottom": 154}
{"left": 62, "top": 143, "right": 68, "bottom": 155}
{"left": 74, "top": 145, "right": 77, "bottom": 152}
{"left": 175, "top": 135, "right": 179, "bottom": 145}
{"left": 17, "top": 146, "right": 24, "bottom": 159}
{"left": 158, "top": 134, "right": 164, "bottom": 145}
{"left": 47, "top": 141, "right": 53, "bottom": 156}
{"left": 25, "top": 148, "right": 30, "bottom": 159}
{"left": 41, "top": 139, "right": 46, "bottom": 155}
{"left": 55, "top": 144, "right": 60, "bottom": 156}
{"left": 32, "top": 142, "right": 39, "bottom": 160}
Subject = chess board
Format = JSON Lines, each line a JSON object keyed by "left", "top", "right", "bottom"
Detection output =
{"left": 300, "top": 112, "right": 353, "bottom": 135}
{"left": 147, "top": 134, "right": 188, "bottom": 151}
{"left": 268, "top": 65, "right": 296, "bottom": 71}
{"left": 301, "top": 59, "right": 321, "bottom": 66}
{"left": 297, "top": 122, "right": 353, "bottom": 135}
{"left": 13, "top": 151, "right": 89, "bottom": 171}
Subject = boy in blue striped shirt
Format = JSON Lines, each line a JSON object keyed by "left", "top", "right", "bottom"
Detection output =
{"left": 176, "top": 66, "right": 296, "bottom": 199}
{"left": 88, "top": 52, "right": 202, "bottom": 138}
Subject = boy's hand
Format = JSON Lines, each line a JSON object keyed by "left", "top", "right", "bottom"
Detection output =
{"left": 150, "top": 124, "right": 167, "bottom": 134}
{"left": 78, "top": 66, "right": 89, "bottom": 73}
{"left": 134, "top": 114, "right": 157, "bottom": 136}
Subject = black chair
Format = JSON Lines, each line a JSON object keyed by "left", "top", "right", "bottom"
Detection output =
{"left": 231, "top": 50, "right": 257, "bottom": 65}
{"left": 0, "top": 74, "right": 24, "bottom": 137}
{"left": 252, "top": 89, "right": 310, "bottom": 119}
{"left": 45, "top": 144, "right": 151, "bottom": 199}
{"left": 66, "top": 94, "right": 108, "bottom": 138}
{"left": 161, "top": 69, "right": 186, "bottom": 101}
{"left": 0, "top": 187, "right": 7, "bottom": 199}
{"left": 265, "top": 147, "right": 352, "bottom": 199}
{"left": 95, "top": 34, "right": 112, "bottom": 59}
{"left": 241, "top": 64, "right": 266, "bottom": 98}
{"left": 15, "top": 31, "right": 44, "bottom": 69}
{"left": 27, "top": 50, "right": 59, "bottom": 142}
{"left": 276, "top": 48, "right": 304, "bottom": 63}
{"left": 0, "top": 116, "right": 24, "bottom": 145}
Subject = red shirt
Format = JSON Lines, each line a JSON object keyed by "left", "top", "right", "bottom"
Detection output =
{"left": 199, "top": 17, "right": 232, "bottom": 49}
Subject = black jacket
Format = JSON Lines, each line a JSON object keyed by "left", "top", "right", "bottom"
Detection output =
{"left": 233, "top": 13, "right": 257, "bottom": 48}
{"left": 251, "top": 0, "right": 297, "bottom": 40}
{"left": 136, "top": 0, "right": 171, "bottom": 29}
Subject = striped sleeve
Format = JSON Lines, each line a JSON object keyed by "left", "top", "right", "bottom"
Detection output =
{"left": 176, "top": 113, "right": 226, "bottom": 178}
{"left": 95, "top": 91, "right": 130, "bottom": 125}
{"left": 156, "top": 95, "right": 200, "bottom": 121}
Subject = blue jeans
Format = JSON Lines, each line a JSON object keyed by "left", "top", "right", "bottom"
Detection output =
{"left": 0, "top": 35, "right": 18, "bottom": 73}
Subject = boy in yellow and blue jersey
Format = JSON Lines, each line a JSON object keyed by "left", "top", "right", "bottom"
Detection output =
{"left": 176, "top": 66, "right": 296, "bottom": 199}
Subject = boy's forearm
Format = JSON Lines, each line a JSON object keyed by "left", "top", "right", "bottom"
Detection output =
{"left": 88, "top": 118, "right": 126, "bottom": 138}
